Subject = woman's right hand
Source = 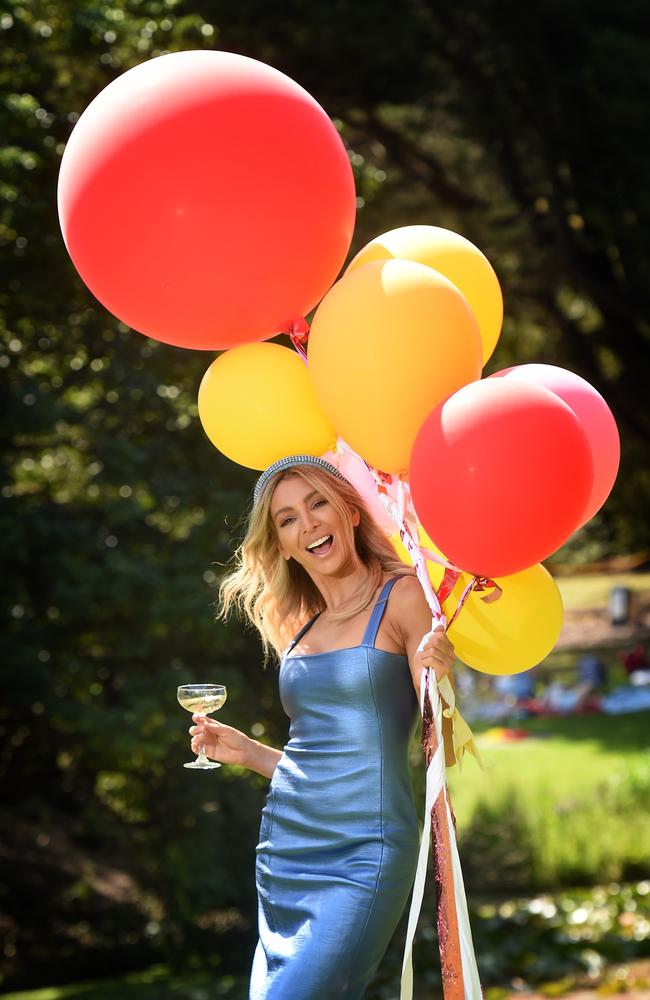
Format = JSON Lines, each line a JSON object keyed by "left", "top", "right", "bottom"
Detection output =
{"left": 189, "top": 716, "right": 282, "bottom": 778}
{"left": 190, "top": 715, "right": 253, "bottom": 767}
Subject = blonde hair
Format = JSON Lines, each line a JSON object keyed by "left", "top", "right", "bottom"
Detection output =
{"left": 218, "top": 466, "right": 414, "bottom": 661}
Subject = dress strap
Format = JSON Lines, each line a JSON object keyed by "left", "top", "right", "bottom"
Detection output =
{"left": 285, "top": 612, "right": 322, "bottom": 656}
{"left": 361, "top": 576, "right": 408, "bottom": 648}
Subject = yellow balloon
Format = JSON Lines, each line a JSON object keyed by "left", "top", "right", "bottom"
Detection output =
{"left": 308, "top": 259, "right": 482, "bottom": 473}
{"left": 445, "top": 563, "right": 564, "bottom": 675}
{"left": 347, "top": 225, "right": 503, "bottom": 366}
{"left": 198, "top": 343, "right": 336, "bottom": 471}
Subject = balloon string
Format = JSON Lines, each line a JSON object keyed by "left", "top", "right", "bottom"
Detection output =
{"left": 332, "top": 439, "right": 465, "bottom": 614}
{"left": 446, "top": 576, "right": 502, "bottom": 630}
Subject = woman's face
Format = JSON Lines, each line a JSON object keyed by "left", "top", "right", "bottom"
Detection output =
{"left": 269, "top": 474, "right": 360, "bottom": 578}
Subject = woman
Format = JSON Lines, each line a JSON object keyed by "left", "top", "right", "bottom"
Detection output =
{"left": 189, "top": 455, "right": 455, "bottom": 999}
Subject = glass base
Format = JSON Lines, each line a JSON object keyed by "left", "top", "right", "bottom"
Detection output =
{"left": 183, "top": 759, "right": 221, "bottom": 769}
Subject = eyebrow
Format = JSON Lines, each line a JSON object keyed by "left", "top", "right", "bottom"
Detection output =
{"left": 272, "top": 489, "right": 320, "bottom": 519}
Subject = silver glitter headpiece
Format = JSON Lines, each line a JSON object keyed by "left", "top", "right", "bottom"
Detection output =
{"left": 253, "top": 454, "right": 351, "bottom": 506}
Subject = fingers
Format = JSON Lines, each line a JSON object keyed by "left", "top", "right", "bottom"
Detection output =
{"left": 418, "top": 630, "right": 455, "bottom": 681}
{"left": 421, "top": 636, "right": 455, "bottom": 658}
{"left": 189, "top": 719, "right": 220, "bottom": 741}
{"left": 191, "top": 713, "right": 221, "bottom": 728}
{"left": 191, "top": 736, "right": 212, "bottom": 756}
{"left": 420, "top": 630, "right": 449, "bottom": 648}
{"left": 419, "top": 645, "right": 452, "bottom": 662}
{"left": 420, "top": 653, "right": 453, "bottom": 679}
{"left": 420, "top": 656, "right": 452, "bottom": 677}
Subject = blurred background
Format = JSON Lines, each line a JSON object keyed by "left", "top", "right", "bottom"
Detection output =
{"left": 1, "top": 1, "right": 649, "bottom": 997}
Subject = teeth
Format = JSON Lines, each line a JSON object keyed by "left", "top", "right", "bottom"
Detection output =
{"left": 307, "top": 535, "right": 331, "bottom": 550}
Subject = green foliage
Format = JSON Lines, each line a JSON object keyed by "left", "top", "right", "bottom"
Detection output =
{"left": 1, "top": 3, "right": 268, "bottom": 988}
{"left": 4, "top": 882, "right": 650, "bottom": 997}
{"left": 470, "top": 881, "right": 650, "bottom": 989}
{"left": 371, "top": 881, "right": 650, "bottom": 997}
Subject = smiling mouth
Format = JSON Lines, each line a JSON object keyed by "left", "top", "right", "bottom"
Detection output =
{"left": 306, "top": 534, "right": 334, "bottom": 555}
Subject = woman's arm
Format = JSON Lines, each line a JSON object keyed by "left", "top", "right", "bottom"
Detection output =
{"left": 246, "top": 739, "right": 283, "bottom": 779}
{"left": 189, "top": 715, "right": 282, "bottom": 779}
{"left": 389, "top": 576, "right": 456, "bottom": 692}
{"left": 390, "top": 576, "right": 459, "bottom": 765}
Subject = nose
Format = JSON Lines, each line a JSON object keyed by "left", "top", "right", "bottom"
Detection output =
{"left": 300, "top": 506, "right": 320, "bottom": 533}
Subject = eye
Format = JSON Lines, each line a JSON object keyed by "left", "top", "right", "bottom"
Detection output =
{"left": 313, "top": 499, "right": 327, "bottom": 509}
{"left": 280, "top": 516, "right": 294, "bottom": 527}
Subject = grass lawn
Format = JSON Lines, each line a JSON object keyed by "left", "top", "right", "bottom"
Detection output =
{"left": 448, "top": 709, "right": 650, "bottom": 828}
{"left": 441, "top": 709, "right": 650, "bottom": 892}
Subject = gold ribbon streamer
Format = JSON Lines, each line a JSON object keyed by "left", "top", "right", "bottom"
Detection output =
{"left": 438, "top": 676, "right": 483, "bottom": 772}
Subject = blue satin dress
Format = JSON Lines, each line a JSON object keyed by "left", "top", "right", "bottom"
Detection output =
{"left": 250, "top": 577, "right": 419, "bottom": 999}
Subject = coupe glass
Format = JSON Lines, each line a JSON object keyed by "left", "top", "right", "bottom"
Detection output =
{"left": 177, "top": 683, "right": 227, "bottom": 769}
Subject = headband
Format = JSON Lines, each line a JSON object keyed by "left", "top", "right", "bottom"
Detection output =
{"left": 253, "top": 454, "right": 351, "bottom": 506}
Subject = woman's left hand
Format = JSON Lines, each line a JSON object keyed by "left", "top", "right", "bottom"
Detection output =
{"left": 413, "top": 626, "right": 456, "bottom": 686}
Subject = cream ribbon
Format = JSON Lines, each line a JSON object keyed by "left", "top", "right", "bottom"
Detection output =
{"left": 400, "top": 662, "right": 482, "bottom": 1000}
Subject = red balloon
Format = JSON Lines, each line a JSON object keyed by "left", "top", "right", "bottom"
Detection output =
{"left": 490, "top": 364, "right": 620, "bottom": 525}
{"left": 57, "top": 51, "right": 356, "bottom": 350}
{"left": 409, "top": 378, "right": 594, "bottom": 577}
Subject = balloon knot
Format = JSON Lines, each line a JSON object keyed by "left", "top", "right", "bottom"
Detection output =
{"left": 279, "top": 317, "right": 309, "bottom": 362}
{"left": 280, "top": 316, "right": 310, "bottom": 345}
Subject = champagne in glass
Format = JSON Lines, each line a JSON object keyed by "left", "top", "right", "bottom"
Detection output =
{"left": 177, "top": 683, "right": 227, "bottom": 769}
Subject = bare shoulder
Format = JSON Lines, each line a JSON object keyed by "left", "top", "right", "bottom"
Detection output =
{"left": 386, "top": 575, "right": 431, "bottom": 634}
{"left": 389, "top": 574, "right": 429, "bottom": 609}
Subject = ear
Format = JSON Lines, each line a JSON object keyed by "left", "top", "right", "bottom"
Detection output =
{"left": 350, "top": 506, "right": 361, "bottom": 528}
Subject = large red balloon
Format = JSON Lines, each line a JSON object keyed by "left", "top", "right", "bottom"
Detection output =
{"left": 57, "top": 51, "right": 356, "bottom": 350}
{"left": 490, "top": 364, "right": 620, "bottom": 525}
{"left": 409, "top": 378, "right": 594, "bottom": 578}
